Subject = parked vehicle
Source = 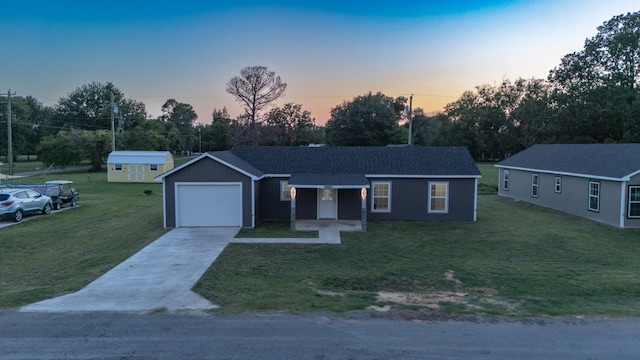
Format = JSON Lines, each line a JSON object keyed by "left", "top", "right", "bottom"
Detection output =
{"left": 0, "top": 188, "right": 53, "bottom": 222}
{"left": 43, "top": 180, "right": 79, "bottom": 210}
{"left": 0, "top": 180, "right": 79, "bottom": 210}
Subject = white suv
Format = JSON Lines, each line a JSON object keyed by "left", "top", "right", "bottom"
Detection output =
{"left": 0, "top": 188, "right": 53, "bottom": 222}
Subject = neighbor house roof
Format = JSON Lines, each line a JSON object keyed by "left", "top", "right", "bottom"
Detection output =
{"left": 107, "top": 151, "right": 172, "bottom": 164}
{"left": 495, "top": 143, "right": 640, "bottom": 181}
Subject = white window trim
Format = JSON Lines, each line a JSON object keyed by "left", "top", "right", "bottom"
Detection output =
{"left": 114, "top": 163, "right": 123, "bottom": 171}
{"left": 554, "top": 176, "right": 562, "bottom": 194}
{"left": 371, "top": 181, "right": 391, "bottom": 213}
{"left": 280, "top": 180, "right": 292, "bottom": 201}
{"left": 531, "top": 174, "right": 539, "bottom": 198}
{"left": 428, "top": 181, "right": 449, "bottom": 214}
{"left": 588, "top": 181, "right": 600, "bottom": 212}
{"left": 628, "top": 185, "right": 640, "bottom": 219}
{"left": 150, "top": 164, "right": 159, "bottom": 172}
{"left": 503, "top": 170, "right": 510, "bottom": 191}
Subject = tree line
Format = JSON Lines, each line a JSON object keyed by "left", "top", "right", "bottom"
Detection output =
{"left": 1, "top": 11, "right": 638, "bottom": 169}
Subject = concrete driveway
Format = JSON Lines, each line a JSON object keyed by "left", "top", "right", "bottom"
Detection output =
{"left": 20, "top": 222, "right": 355, "bottom": 313}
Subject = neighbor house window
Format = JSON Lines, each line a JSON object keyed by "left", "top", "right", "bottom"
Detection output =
{"left": 150, "top": 164, "right": 158, "bottom": 171}
{"left": 503, "top": 170, "right": 510, "bottom": 191}
{"left": 628, "top": 186, "right": 640, "bottom": 218}
{"left": 371, "top": 182, "right": 391, "bottom": 212}
{"left": 531, "top": 174, "right": 539, "bottom": 198}
{"left": 114, "top": 164, "right": 123, "bottom": 171}
{"left": 280, "top": 181, "right": 292, "bottom": 201}
{"left": 555, "top": 176, "right": 562, "bottom": 194}
{"left": 588, "top": 181, "right": 600, "bottom": 212}
{"left": 428, "top": 181, "right": 449, "bottom": 213}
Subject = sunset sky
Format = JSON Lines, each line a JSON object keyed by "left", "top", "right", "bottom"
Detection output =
{"left": 1, "top": 1, "right": 638, "bottom": 125}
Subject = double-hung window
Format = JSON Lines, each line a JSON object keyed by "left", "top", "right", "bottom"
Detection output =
{"left": 150, "top": 164, "right": 158, "bottom": 171}
{"left": 628, "top": 186, "right": 640, "bottom": 218}
{"left": 114, "top": 163, "right": 123, "bottom": 171}
{"left": 531, "top": 174, "right": 539, "bottom": 198}
{"left": 280, "top": 181, "right": 292, "bottom": 201}
{"left": 503, "top": 170, "right": 510, "bottom": 191}
{"left": 588, "top": 181, "right": 600, "bottom": 212}
{"left": 372, "top": 182, "right": 391, "bottom": 212}
{"left": 554, "top": 176, "right": 562, "bottom": 194}
{"left": 428, "top": 182, "right": 449, "bottom": 213}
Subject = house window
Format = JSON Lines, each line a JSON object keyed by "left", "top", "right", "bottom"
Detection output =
{"left": 628, "top": 186, "right": 640, "bottom": 218}
{"left": 114, "top": 164, "right": 123, "bottom": 171}
{"left": 588, "top": 181, "right": 600, "bottom": 212}
{"left": 554, "top": 176, "right": 562, "bottom": 194}
{"left": 531, "top": 174, "right": 539, "bottom": 198}
{"left": 503, "top": 170, "right": 510, "bottom": 191}
{"left": 428, "top": 182, "right": 449, "bottom": 213}
{"left": 280, "top": 181, "right": 292, "bottom": 201}
{"left": 150, "top": 164, "right": 158, "bottom": 171}
{"left": 372, "top": 182, "right": 391, "bottom": 212}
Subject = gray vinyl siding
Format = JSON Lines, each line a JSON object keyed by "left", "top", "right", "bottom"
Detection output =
{"left": 498, "top": 168, "right": 623, "bottom": 227}
{"left": 623, "top": 173, "right": 640, "bottom": 228}
{"left": 367, "top": 178, "right": 476, "bottom": 221}
{"left": 338, "top": 189, "right": 361, "bottom": 220}
{"left": 163, "top": 157, "right": 253, "bottom": 228}
{"left": 296, "top": 188, "right": 317, "bottom": 219}
{"left": 258, "top": 177, "right": 291, "bottom": 220}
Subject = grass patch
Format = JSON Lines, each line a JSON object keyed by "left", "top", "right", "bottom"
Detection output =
{"left": 195, "top": 195, "right": 640, "bottom": 316}
{"left": 477, "top": 162, "right": 498, "bottom": 194}
{"left": 236, "top": 221, "right": 318, "bottom": 238}
{"left": 0, "top": 171, "right": 167, "bottom": 309}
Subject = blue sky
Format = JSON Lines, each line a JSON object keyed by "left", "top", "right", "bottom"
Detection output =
{"left": 1, "top": 1, "right": 638, "bottom": 124}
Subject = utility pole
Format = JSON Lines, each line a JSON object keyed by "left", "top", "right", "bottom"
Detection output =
{"left": 6, "top": 90, "right": 16, "bottom": 175}
{"left": 407, "top": 94, "right": 413, "bottom": 145}
{"left": 198, "top": 126, "right": 202, "bottom": 154}
{"left": 110, "top": 92, "right": 115, "bottom": 152}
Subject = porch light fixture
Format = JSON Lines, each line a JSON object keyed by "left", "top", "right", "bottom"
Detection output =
{"left": 290, "top": 187, "right": 297, "bottom": 200}
{"left": 361, "top": 188, "right": 367, "bottom": 200}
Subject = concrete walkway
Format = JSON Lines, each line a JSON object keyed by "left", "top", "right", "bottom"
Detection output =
{"left": 20, "top": 222, "right": 359, "bottom": 313}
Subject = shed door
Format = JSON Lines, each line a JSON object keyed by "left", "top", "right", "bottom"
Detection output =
{"left": 176, "top": 183, "right": 242, "bottom": 227}
{"left": 128, "top": 165, "right": 144, "bottom": 182}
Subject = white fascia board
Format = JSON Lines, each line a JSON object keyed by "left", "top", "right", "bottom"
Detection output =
{"left": 365, "top": 174, "right": 482, "bottom": 179}
{"left": 289, "top": 184, "right": 371, "bottom": 189}
{"left": 494, "top": 165, "right": 624, "bottom": 182}
{"left": 156, "top": 153, "right": 260, "bottom": 181}
{"left": 155, "top": 153, "right": 212, "bottom": 180}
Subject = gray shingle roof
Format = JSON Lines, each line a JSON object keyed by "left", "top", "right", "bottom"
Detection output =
{"left": 212, "top": 146, "right": 480, "bottom": 177}
{"left": 496, "top": 143, "right": 640, "bottom": 180}
{"left": 288, "top": 173, "right": 370, "bottom": 187}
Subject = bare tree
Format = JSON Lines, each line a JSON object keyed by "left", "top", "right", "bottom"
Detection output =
{"left": 226, "top": 66, "right": 287, "bottom": 144}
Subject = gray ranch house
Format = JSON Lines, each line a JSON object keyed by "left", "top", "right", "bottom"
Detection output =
{"left": 496, "top": 143, "right": 640, "bottom": 228}
{"left": 156, "top": 146, "right": 481, "bottom": 229}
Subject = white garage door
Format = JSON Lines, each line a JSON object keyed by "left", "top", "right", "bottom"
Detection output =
{"left": 176, "top": 183, "right": 242, "bottom": 227}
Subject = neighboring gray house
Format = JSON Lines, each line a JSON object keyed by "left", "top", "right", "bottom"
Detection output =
{"left": 496, "top": 143, "right": 640, "bottom": 228}
{"left": 156, "top": 146, "right": 481, "bottom": 228}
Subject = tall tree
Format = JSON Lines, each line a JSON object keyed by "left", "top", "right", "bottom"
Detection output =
{"left": 263, "top": 103, "right": 315, "bottom": 146}
{"left": 201, "top": 107, "right": 233, "bottom": 151}
{"left": 51, "top": 82, "right": 147, "bottom": 134}
{"left": 160, "top": 99, "right": 198, "bottom": 153}
{"left": 225, "top": 66, "right": 287, "bottom": 144}
{"left": 326, "top": 92, "right": 406, "bottom": 146}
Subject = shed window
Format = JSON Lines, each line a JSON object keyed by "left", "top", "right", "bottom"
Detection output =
{"left": 428, "top": 182, "right": 449, "bottom": 213}
{"left": 150, "top": 164, "right": 158, "bottom": 171}
{"left": 372, "top": 182, "right": 391, "bottom": 212}
{"left": 555, "top": 176, "right": 562, "bottom": 194}
{"left": 531, "top": 174, "right": 539, "bottom": 198}
{"left": 588, "top": 181, "right": 600, "bottom": 212}
{"left": 629, "top": 186, "right": 640, "bottom": 218}
{"left": 503, "top": 170, "right": 510, "bottom": 191}
{"left": 280, "top": 181, "right": 292, "bottom": 201}
{"left": 114, "top": 164, "right": 123, "bottom": 171}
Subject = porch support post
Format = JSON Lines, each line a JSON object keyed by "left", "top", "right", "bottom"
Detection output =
{"left": 290, "top": 196, "right": 296, "bottom": 231}
{"left": 360, "top": 196, "right": 367, "bottom": 232}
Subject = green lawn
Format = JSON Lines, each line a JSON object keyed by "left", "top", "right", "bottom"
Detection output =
{"left": 0, "top": 172, "right": 166, "bottom": 309}
{"left": 195, "top": 195, "right": 640, "bottom": 316}
{"left": 2, "top": 165, "right": 640, "bottom": 317}
{"left": 477, "top": 162, "right": 498, "bottom": 194}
